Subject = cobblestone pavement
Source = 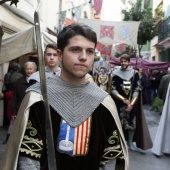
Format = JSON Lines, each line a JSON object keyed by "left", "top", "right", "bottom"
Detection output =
{"left": 0, "top": 105, "right": 169, "bottom": 169}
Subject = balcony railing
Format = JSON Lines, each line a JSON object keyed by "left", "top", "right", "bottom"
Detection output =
{"left": 158, "top": 15, "right": 170, "bottom": 43}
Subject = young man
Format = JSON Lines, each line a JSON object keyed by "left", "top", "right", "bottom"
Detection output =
{"left": 0, "top": 23, "right": 128, "bottom": 170}
{"left": 28, "top": 43, "right": 61, "bottom": 85}
{"left": 111, "top": 54, "right": 152, "bottom": 151}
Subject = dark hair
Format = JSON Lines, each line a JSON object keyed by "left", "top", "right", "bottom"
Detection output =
{"left": 148, "top": 69, "right": 152, "bottom": 74}
{"left": 120, "top": 54, "right": 130, "bottom": 62}
{"left": 154, "top": 66, "right": 159, "bottom": 71}
{"left": 12, "top": 63, "right": 20, "bottom": 71}
{"left": 45, "top": 43, "right": 58, "bottom": 52}
{"left": 57, "top": 23, "right": 97, "bottom": 52}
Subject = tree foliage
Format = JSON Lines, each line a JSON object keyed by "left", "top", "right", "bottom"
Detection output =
{"left": 115, "top": 45, "right": 137, "bottom": 58}
{"left": 122, "top": 0, "right": 157, "bottom": 55}
{"left": 0, "top": 0, "right": 19, "bottom": 6}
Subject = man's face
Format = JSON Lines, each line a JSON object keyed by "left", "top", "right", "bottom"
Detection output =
{"left": 58, "top": 35, "right": 95, "bottom": 84}
{"left": 25, "top": 64, "right": 36, "bottom": 77}
{"left": 154, "top": 69, "right": 159, "bottom": 73}
{"left": 139, "top": 68, "right": 142, "bottom": 74}
{"left": 120, "top": 59, "right": 130, "bottom": 70}
{"left": 44, "top": 48, "right": 59, "bottom": 69}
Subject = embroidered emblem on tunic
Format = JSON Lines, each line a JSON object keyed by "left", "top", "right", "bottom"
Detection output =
{"left": 122, "top": 80, "right": 131, "bottom": 95}
{"left": 100, "top": 130, "right": 123, "bottom": 165}
{"left": 58, "top": 117, "right": 91, "bottom": 156}
{"left": 20, "top": 120, "right": 43, "bottom": 158}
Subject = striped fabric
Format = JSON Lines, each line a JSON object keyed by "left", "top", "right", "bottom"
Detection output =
{"left": 58, "top": 117, "right": 91, "bottom": 156}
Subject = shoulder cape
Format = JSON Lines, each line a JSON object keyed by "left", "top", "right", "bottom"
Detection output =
{"left": 113, "top": 67, "right": 137, "bottom": 81}
{"left": 0, "top": 92, "right": 129, "bottom": 170}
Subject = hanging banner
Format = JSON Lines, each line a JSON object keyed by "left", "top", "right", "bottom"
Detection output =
{"left": 65, "top": 18, "right": 75, "bottom": 26}
{"left": 94, "top": 0, "right": 103, "bottom": 15}
{"left": 60, "top": 11, "right": 67, "bottom": 24}
{"left": 78, "top": 18, "right": 140, "bottom": 47}
{"left": 96, "top": 42, "right": 112, "bottom": 57}
{"left": 74, "top": 6, "right": 82, "bottom": 20}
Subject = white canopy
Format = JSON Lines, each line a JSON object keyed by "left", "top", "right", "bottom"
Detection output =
{"left": 0, "top": 26, "right": 57, "bottom": 64}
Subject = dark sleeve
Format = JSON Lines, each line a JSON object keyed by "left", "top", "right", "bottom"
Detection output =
{"left": 28, "top": 79, "right": 37, "bottom": 87}
{"left": 158, "top": 77, "right": 164, "bottom": 99}
{"left": 19, "top": 101, "right": 46, "bottom": 163}
{"left": 141, "top": 75, "right": 147, "bottom": 89}
{"left": 156, "top": 73, "right": 162, "bottom": 81}
{"left": 111, "top": 75, "right": 119, "bottom": 92}
{"left": 97, "top": 105, "right": 125, "bottom": 169}
{"left": 133, "top": 72, "right": 140, "bottom": 91}
{"left": 111, "top": 75, "right": 122, "bottom": 98}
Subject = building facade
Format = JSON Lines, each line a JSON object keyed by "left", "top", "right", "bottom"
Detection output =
{"left": 151, "top": 0, "right": 170, "bottom": 61}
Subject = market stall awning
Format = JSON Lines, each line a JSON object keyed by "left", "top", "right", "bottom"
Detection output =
{"left": 0, "top": 26, "right": 57, "bottom": 64}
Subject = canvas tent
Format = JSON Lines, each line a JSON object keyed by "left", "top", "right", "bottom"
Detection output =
{"left": 0, "top": 26, "right": 57, "bottom": 126}
{"left": 0, "top": 26, "right": 57, "bottom": 64}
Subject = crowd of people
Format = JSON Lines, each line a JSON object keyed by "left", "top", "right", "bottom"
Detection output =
{"left": 94, "top": 58, "right": 170, "bottom": 158}
{"left": 0, "top": 23, "right": 128, "bottom": 170}
{"left": 0, "top": 23, "right": 169, "bottom": 169}
{"left": 93, "top": 63, "right": 168, "bottom": 110}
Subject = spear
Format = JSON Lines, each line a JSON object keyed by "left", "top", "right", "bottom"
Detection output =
{"left": 34, "top": 8, "right": 57, "bottom": 170}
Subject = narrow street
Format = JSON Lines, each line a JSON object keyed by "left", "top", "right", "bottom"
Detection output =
{"left": 129, "top": 104, "right": 170, "bottom": 170}
{"left": 0, "top": 105, "right": 169, "bottom": 169}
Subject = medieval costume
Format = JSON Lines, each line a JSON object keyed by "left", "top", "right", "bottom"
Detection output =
{"left": 152, "top": 83, "right": 170, "bottom": 156}
{"left": 29, "top": 67, "right": 93, "bottom": 85}
{"left": 0, "top": 76, "right": 129, "bottom": 170}
{"left": 85, "top": 73, "right": 94, "bottom": 82}
{"left": 28, "top": 66, "right": 61, "bottom": 82}
{"left": 98, "top": 69, "right": 109, "bottom": 91}
{"left": 111, "top": 67, "right": 152, "bottom": 150}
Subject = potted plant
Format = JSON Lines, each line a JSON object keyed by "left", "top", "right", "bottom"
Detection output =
{"left": 152, "top": 97, "right": 163, "bottom": 112}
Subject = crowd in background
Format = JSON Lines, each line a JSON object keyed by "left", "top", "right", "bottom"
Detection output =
{"left": 0, "top": 53, "right": 170, "bottom": 160}
{"left": 93, "top": 65, "right": 170, "bottom": 111}
{"left": 1, "top": 60, "right": 170, "bottom": 133}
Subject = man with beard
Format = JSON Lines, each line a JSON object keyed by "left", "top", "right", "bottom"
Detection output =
{"left": 111, "top": 54, "right": 152, "bottom": 151}
{"left": 0, "top": 23, "right": 128, "bottom": 170}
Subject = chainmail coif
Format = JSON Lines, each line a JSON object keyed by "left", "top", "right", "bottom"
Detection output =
{"left": 113, "top": 67, "right": 136, "bottom": 81}
{"left": 26, "top": 76, "right": 108, "bottom": 127}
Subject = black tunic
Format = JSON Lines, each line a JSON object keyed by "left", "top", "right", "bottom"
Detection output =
{"left": 19, "top": 101, "right": 124, "bottom": 170}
